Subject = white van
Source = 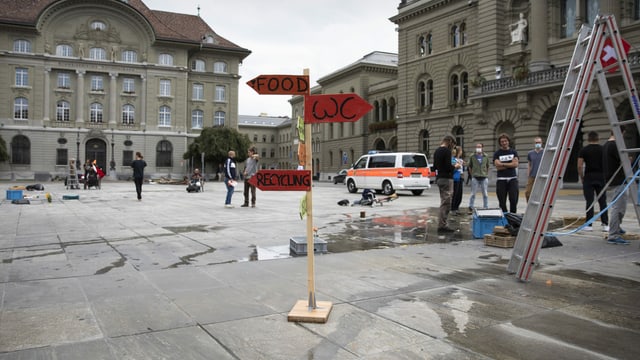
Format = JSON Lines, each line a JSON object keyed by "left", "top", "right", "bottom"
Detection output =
{"left": 345, "top": 152, "right": 432, "bottom": 195}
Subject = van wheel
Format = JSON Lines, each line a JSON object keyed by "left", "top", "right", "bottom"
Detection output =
{"left": 347, "top": 180, "right": 358, "bottom": 193}
{"left": 382, "top": 181, "right": 394, "bottom": 195}
{"left": 411, "top": 190, "right": 424, "bottom": 196}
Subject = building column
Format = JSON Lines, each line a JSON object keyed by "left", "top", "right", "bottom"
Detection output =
{"left": 43, "top": 68, "right": 51, "bottom": 123}
{"left": 109, "top": 72, "right": 117, "bottom": 125}
{"left": 529, "top": 1, "right": 550, "bottom": 71}
{"left": 140, "top": 75, "right": 146, "bottom": 127}
{"left": 76, "top": 70, "right": 85, "bottom": 124}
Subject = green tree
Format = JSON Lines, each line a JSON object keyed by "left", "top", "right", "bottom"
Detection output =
{"left": 184, "top": 127, "right": 251, "bottom": 169}
{"left": 0, "top": 134, "right": 8, "bottom": 162}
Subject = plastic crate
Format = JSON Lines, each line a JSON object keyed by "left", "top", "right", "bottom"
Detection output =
{"left": 6, "top": 190, "right": 23, "bottom": 200}
{"left": 472, "top": 208, "right": 507, "bottom": 239}
{"left": 289, "top": 236, "right": 328, "bottom": 256}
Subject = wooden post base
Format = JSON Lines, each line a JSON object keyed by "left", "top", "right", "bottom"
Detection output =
{"left": 287, "top": 300, "right": 333, "bottom": 323}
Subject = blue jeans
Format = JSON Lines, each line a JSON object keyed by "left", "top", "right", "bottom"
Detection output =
{"left": 469, "top": 177, "right": 488, "bottom": 208}
{"left": 224, "top": 177, "right": 235, "bottom": 205}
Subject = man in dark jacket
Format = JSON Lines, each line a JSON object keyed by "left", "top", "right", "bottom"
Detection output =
{"left": 433, "top": 135, "right": 460, "bottom": 232}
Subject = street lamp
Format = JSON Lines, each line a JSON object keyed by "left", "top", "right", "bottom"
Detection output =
{"left": 76, "top": 128, "right": 80, "bottom": 170}
{"left": 110, "top": 128, "right": 115, "bottom": 171}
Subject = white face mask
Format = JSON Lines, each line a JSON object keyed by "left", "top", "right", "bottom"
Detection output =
{"left": 476, "top": 148, "right": 482, "bottom": 153}
{"left": 535, "top": 143, "right": 542, "bottom": 149}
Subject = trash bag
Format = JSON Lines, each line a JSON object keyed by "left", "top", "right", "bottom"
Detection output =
{"left": 26, "top": 184, "right": 44, "bottom": 191}
{"left": 504, "top": 212, "right": 523, "bottom": 228}
{"left": 337, "top": 199, "right": 350, "bottom": 206}
{"left": 541, "top": 235, "right": 563, "bottom": 248}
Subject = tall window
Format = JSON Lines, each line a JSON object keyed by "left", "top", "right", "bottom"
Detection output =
{"left": 419, "top": 81, "right": 426, "bottom": 108}
{"left": 159, "top": 105, "right": 171, "bottom": 127}
{"left": 13, "top": 39, "right": 31, "bottom": 53}
{"left": 122, "top": 104, "right": 135, "bottom": 124}
{"left": 158, "top": 53, "right": 173, "bottom": 65}
{"left": 57, "top": 101, "right": 70, "bottom": 121}
{"left": 427, "top": 80, "right": 434, "bottom": 106}
{"left": 56, "top": 44, "right": 73, "bottom": 57}
{"left": 58, "top": 72, "right": 71, "bottom": 88}
{"left": 91, "top": 76, "right": 104, "bottom": 91}
{"left": 636, "top": 0, "right": 640, "bottom": 20}
{"left": 451, "top": 72, "right": 469, "bottom": 103}
{"left": 215, "top": 85, "right": 226, "bottom": 101}
{"left": 15, "top": 68, "right": 28, "bottom": 86}
{"left": 14, "top": 97, "right": 28, "bottom": 120}
{"left": 11, "top": 135, "right": 30, "bottom": 165}
{"left": 459, "top": 22, "right": 467, "bottom": 45}
{"left": 420, "top": 130, "right": 430, "bottom": 158}
{"left": 453, "top": 126, "right": 465, "bottom": 150}
{"left": 451, "top": 25, "right": 459, "bottom": 47}
{"left": 159, "top": 79, "right": 171, "bottom": 96}
{"left": 156, "top": 140, "right": 173, "bottom": 167}
{"left": 584, "top": 0, "right": 600, "bottom": 25}
{"left": 214, "top": 61, "right": 227, "bottom": 73}
{"left": 56, "top": 149, "right": 68, "bottom": 166}
{"left": 561, "top": 0, "right": 577, "bottom": 39}
{"left": 214, "top": 111, "right": 225, "bottom": 126}
{"left": 121, "top": 50, "right": 137, "bottom": 63}
{"left": 419, "top": 35, "right": 427, "bottom": 56}
{"left": 89, "top": 47, "right": 106, "bottom": 60}
{"left": 192, "top": 110, "right": 204, "bottom": 129}
{"left": 123, "top": 78, "right": 135, "bottom": 93}
{"left": 191, "top": 59, "right": 205, "bottom": 72}
{"left": 90, "top": 103, "right": 103, "bottom": 123}
{"left": 192, "top": 83, "right": 204, "bottom": 100}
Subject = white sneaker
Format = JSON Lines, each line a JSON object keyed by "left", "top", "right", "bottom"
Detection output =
{"left": 602, "top": 225, "right": 610, "bottom": 232}
{"left": 584, "top": 225, "right": 593, "bottom": 231}
{"left": 224, "top": 204, "right": 233, "bottom": 208}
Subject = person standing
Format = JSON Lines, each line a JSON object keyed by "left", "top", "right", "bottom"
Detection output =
{"left": 433, "top": 135, "right": 460, "bottom": 232}
{"left": 224, "top": 150, "right": 237, "bottom": 208}
{"left": 467, "top": 143, "right": 490, "bottom": 210}
{"left": 603, "top": 130, "right": 630, "bottom": 245}
{"left": 493, "top": 133, "right": 519, "bottom": 213}
{"left": 451, "top": 146, "right": 465, "bottom": 215}
{"left": 525, "top": 136, "right": 544, "bottom": 202}
{"left": 578, "top": 131, "right": 609, "bottom": 232}
{"left": 130, "top": 152, "right": 146, "bottom": 201}
{"left": 242, "top": 147, "right": 259, "bottom": 208}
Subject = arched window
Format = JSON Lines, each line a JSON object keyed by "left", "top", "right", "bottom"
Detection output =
{"left": 122, "top": 104, "right": 135, "bottom": 124}
{"left": 426, "top": 33, "right": 433, "bottom": 54}
{"left": 451, "top": 71, "right": 469, "bottom": 103}
{"left": 90, "top": 103, "right": 103, "bottom": 123}
{"left": 158, "top": 53, "right": 173, "bottom": 66}
{"left": 253, "top": 134, "right": 258, "bottom": 142}
{"left": 451, "top": 74, "right": 460, "bottom": 102}
{"left": 121, "top": 50, "right": 137, "bottom": 63}
{"left": 14, "top": 97, "right": 28, "bottom": 120}
{"left": 214, "top": 111, "right": 225, "bottom": 126}
{"left": 427, "top": 80, "right": 434, "bottom": 106}
{"left": 11, "top": 135, "right": 30, "bottom": 164}
{"left": 192, "top": 109, "right": 204, "bottom": 129}
{"left": 389, "top": 97, "right": 396, "bottom": 120}
{"left": 214, "top": 61, "right": 227, "bottom": 73}
{"left": 381, "top": 99, "right": 388, "bottom": 121}
{"left": 89, "top": 47, "right": 106, "bottom": 60}
{"left": 156, "top": 140, "right": 173, "bottom": 167}
{"left": 90, "top": 21, "right": 106, "bottom": 30}
{"left": 418, "top": 81, "right": 426, "bottom": 108}
{"left": 56, "top": 101, "right": 70, "bottom": 121}
{"left": 56, "top": 44, "right": 73, "bottom": 57}
{"left": 13, "top": 39, "right": 31, "bottom": 53}
{"left": 374, "top": 101, "right": 381, "bottom": 121}
{"left": 461, "top": 72, "right": 469, "bottom": 100}
{"left": 459, "top": 22, "right": 467, "bottom": 45}
{"left": 159, "top": 105, "right": 171, "bottom": 127}
{"left": 191, "top": 59, "right": 205, "bottom": 72}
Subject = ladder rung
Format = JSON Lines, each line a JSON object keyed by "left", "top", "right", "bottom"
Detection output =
{"left": 616, "top": 119, "right": 639, "bottom": 126}
{"left": 609, "top": 90, "right": 628, "bottom": 99}
{"left": 620, "top": 147, "right": 640, "bottom": 153}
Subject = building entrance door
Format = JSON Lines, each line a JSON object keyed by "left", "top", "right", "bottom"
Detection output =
{"left": 85, "top": 138, "right": 107, "bottom": 171}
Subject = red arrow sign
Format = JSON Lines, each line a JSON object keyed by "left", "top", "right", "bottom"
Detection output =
{"left": 246, "top": 75, "right": 310, "bottom": 95}
{"left": 248, "top": 170, "right": 311, "bottom": 191}
{"left": 304, "top": 93, "right": 373, "bottom": 124}
{"left": 601, "top": 37, "right": 631, "bottom": 73}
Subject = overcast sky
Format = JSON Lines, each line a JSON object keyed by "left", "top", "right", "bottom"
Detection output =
{"left": 146, "top": 0, "right": 399, "bottom": 117}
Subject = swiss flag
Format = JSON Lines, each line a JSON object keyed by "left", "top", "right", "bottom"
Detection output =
{"left": 601, "top": 37, "right": 631, "bottom": 73}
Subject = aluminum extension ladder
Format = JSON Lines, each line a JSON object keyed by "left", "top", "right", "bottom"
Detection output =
{"left": 507, "top": 15, "right": 640, "bottom": 282}
{"left": 66, "top": 159, "right": 80, "bottom": 190}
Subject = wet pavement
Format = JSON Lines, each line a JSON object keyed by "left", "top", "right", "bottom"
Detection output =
{"left": 1, "top": 180, "right": 639, "bottom": 359}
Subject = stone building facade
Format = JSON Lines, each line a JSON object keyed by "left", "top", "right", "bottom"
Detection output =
{"left": 0, "top": 0, "right": 250, "bottom": 181}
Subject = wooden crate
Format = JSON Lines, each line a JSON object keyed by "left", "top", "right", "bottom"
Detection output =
{"left": 484, "top": 234, "right": 516, "bottom": 248}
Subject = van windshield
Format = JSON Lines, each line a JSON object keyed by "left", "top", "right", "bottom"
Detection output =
{"left": 402, "top": 154, "right": 428, "bottom": 167}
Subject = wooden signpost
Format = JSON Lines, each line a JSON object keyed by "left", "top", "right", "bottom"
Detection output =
{"left": 247, "top": 72, "right": 372, "bottom": 323}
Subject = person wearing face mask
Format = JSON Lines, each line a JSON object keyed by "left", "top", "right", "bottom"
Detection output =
{"left": 525, "top": 136, "right": 544, "bottom": 202}
{"left": 467, "top": 143, "right": 490, "bottom": 211}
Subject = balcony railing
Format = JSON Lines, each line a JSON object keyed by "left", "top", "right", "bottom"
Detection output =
{"left": 476, "top": 50, "right": 640, "bottom": 96}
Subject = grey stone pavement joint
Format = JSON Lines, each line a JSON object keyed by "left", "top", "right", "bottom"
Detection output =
{"left": 0, "top": 180, "right": 639, "bottom": 359}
